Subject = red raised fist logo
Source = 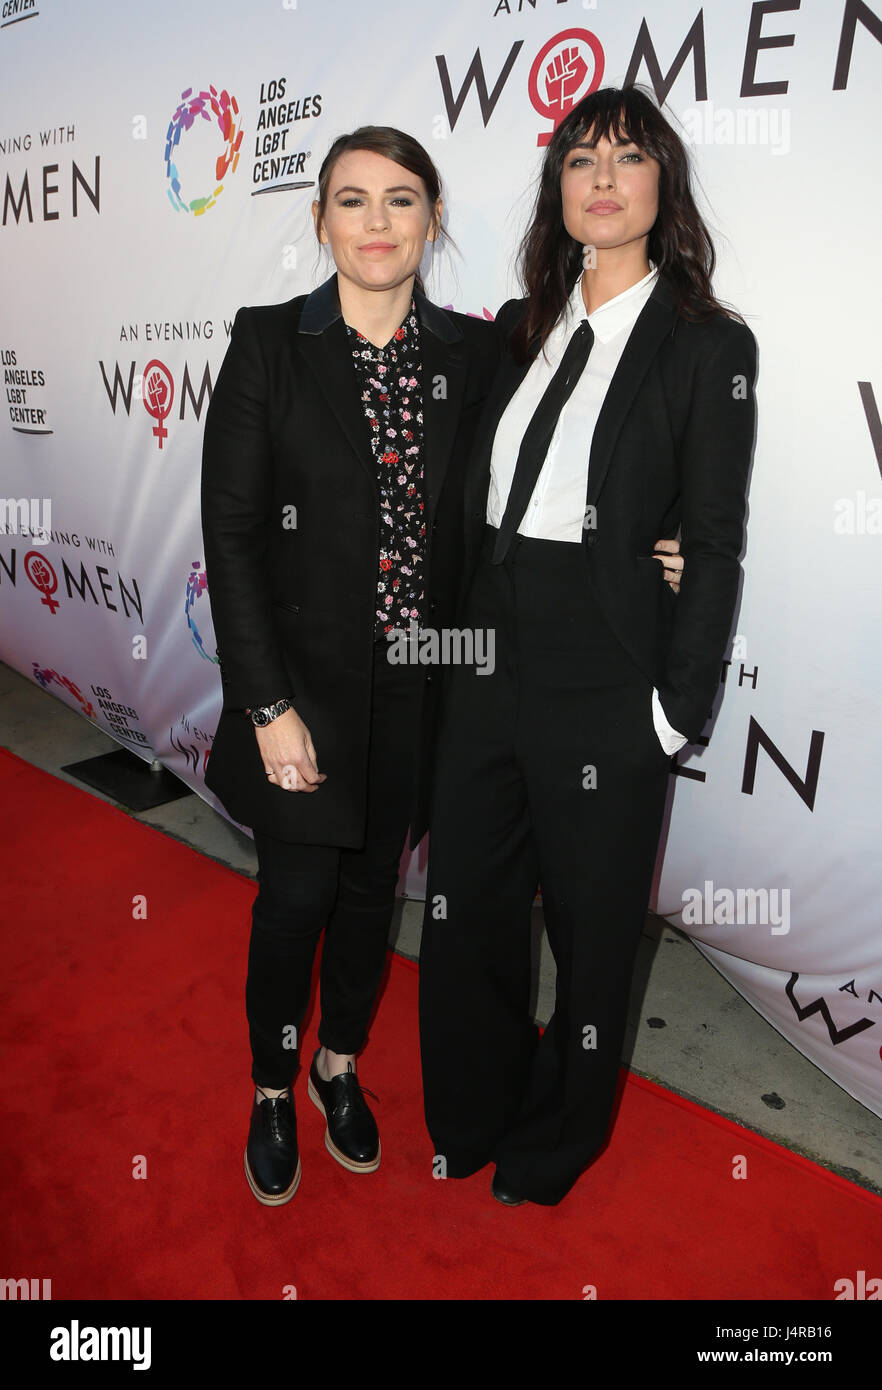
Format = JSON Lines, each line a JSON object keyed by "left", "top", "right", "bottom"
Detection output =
{"left": 529, "top": 30, "right": 605, "bottom": 147}
{"left": 545, "top": 48, "right": 589, "bottom": 115}
{"left": 142, "top": 359, "right": 175, "bottom": 450}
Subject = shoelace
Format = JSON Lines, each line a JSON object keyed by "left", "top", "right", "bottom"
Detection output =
{"left": 257, "top": 1089, "right": 295, "bottom": 1143}
{"left": 325, "top": 1070, "right": 379, "bottom": 1116}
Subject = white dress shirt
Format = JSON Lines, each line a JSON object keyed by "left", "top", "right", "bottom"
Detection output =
{"left": 487, "top": 265, "right": 687, "bottom": 755}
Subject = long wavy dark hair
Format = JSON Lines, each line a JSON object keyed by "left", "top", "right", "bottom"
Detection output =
{"left": 511, "top": 86, "right": 742, "bottom": 362}
{"left": 314, "top": 126, "right": 448, "bottom": 293}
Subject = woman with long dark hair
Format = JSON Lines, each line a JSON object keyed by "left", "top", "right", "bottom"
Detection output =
{"left": 418, "top": 86, "right": 757, "bottom": 1207}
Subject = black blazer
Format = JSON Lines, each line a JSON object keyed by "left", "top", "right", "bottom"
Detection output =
{"left": 200, "top": 274, "right": 501, "bottom": 849}
{"left": 463, "top": 272, "right": 758, "bottom": 742}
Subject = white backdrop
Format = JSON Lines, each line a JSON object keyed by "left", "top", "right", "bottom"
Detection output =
{"left": 2, "top": 0, "right": 880, "bottom": 1117}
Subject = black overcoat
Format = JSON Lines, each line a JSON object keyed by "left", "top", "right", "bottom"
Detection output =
{"left": 200, "top": 274, "right": 501, "bottom": 848}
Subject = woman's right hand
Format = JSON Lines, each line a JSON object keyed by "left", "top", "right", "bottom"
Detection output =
{"left": 254, "top": 707, "right": 326, "bottom": 792}
{"left": 652, "top": 537, "right": 684, "bottom": 593}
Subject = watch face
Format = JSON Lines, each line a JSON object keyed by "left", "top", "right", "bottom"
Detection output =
{"left": 252, "top": 700, "right": 288, "bottom": 726}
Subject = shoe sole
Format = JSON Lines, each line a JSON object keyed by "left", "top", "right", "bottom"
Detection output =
{"left": 307, "top": 1075, "right": 381, "bottom": 1173}
{"left": 244, "top": 1149, "right": 301, "bottom": 1206}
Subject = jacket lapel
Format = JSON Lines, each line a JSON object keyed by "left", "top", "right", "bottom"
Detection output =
{"left": 414, "top": 289, "right": 465, "bottom": 526}
{"left": 465, "top": 276, "right": 679, "bottom": 521}
{"left": 586, "top": 274, "right": 677, "bottom": 505}
{"left": 294, "top": 275, "right": 466, "bottom": 513}
{"left": 295, "top": 281, "right": 377, "bottom": 488}
{"left": 465, "top": 312, "right": 534, "bottom": 520}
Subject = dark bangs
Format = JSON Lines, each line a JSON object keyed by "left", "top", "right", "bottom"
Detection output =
{"left": 510, "top": 86, "right": 741, "bottom": 363}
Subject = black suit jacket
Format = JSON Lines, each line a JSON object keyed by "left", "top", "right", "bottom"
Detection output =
{"left": 200, "top": 274, "right": 501, "bottom": 848}
{"left": 462, "top": 273, "right": 758, "bottom": 742}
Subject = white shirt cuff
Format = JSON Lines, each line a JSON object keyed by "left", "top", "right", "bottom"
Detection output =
{"left": 652, "top": 688, "right": 688, "bottom": 755}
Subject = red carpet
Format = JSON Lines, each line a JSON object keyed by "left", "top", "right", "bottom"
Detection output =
{"left": 1, "top": 743, "right": 880, "bottom": 1301}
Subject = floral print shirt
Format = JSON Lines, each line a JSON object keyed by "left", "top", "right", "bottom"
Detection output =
{"left": 345, "top": 302, "right": 426, "bottom": 639}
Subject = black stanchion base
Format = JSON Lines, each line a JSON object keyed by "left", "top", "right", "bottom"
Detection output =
{"left": 61, "top": 749, "right": 192, "bottom": 812}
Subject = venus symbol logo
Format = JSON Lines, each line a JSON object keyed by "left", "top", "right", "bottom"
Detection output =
{"left": 24, "top": 550, "right": 59, "bottom": 614}
{"left": 142, "top": 360, "right": 174, "bottom": 450}
{"left": 528, "top": 30, "right": 605, "bottom": 146}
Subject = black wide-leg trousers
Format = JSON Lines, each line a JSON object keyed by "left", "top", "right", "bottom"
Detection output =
{"left": 246, "top": 640, "right": 423, "bottom": 1089}
{"left": 419, "top": 526, "right": 672, "bottom": 1205}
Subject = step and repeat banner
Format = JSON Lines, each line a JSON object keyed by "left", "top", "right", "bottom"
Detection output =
{"left": 1, "top": 0, "right": 880, "bottom": 1116}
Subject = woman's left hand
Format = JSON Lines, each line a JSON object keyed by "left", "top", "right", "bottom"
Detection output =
{"left": 653, "top": 537, "right": 683, "bottom": 593}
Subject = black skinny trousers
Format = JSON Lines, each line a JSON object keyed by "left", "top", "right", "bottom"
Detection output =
{"left": 246, "top": 640, "right": 423, "bottom": 1088}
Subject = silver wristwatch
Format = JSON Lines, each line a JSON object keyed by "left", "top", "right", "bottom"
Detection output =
{"left": 249, "top": 698, "right": 292, "bottom": 727}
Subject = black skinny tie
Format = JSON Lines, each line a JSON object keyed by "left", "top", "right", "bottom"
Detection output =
{"left": 491, "top": 319, "right": 595, "bottom": 564}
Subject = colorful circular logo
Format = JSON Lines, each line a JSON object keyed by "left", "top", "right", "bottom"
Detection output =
{"left": 186, "top": 561, "right": 218, "bottom": 662}
{"left": 32, "top": 663, "right": 97, "bottom": 719}
{"left": 165, "top": 85, "right": 243, "bottom": 214}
